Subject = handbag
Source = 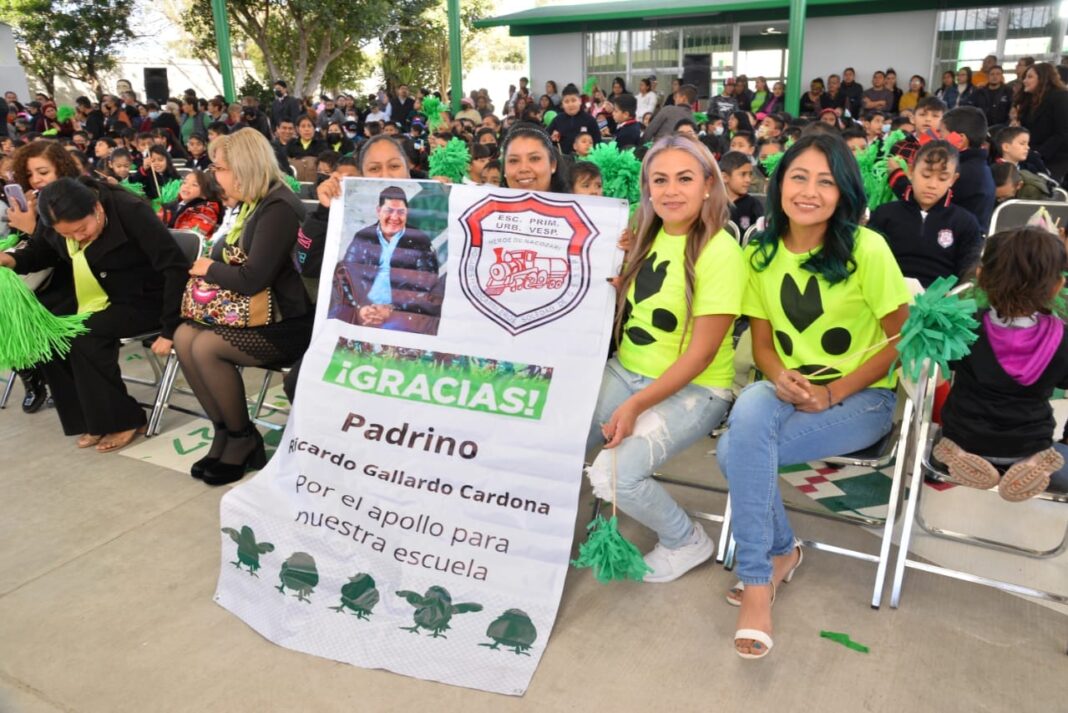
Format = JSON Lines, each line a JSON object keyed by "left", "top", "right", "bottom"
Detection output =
{"left": 180, "top": 201, "right": 273, "bottom": 328}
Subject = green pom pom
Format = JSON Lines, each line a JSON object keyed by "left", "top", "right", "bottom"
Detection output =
{"left": 151, "top": 178, "right": 183, "bottom": 213}
{"left": 693, "top": 112, "right": 708, "bottom": 126}
{"left": 856, "top": 129, "right": 907, "bottom": 212}
{"left": 571, "top": 514, "right": 651, "bottom": 583}
{"left": 542, "top": 110, "right": 557, "bottom": 127}
{"left": 283, "top": 173, "right": 301, "bottom": 193}
{"left": 894, "top": 275, "right": 979, "bottom": 381}
{"left": 0, "top": 268, "right": 91, "bottom": 370}
{"left": 428, "top": 137, "right": 470, "bottom": 183}
{"left": 57, "top": 105, "right": 75, "bottom": 123}
{"left": 583, "top": 77, "right": 597, "bottom": 95}
{"left": 760, "top": 137, "right": 793, "bottom": 179}
{"left": 580, "top": 142, "right": 642, "bottom": 205}
{"left": 0, "top": 234, "right": 19, "bottom": 251}
{"left": 119, "top": 179, "right": 145, "bottom": 198}
{"left": 422, "top": 96, "right": 445, "bottom": 132}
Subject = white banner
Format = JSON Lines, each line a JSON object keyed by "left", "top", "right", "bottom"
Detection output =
{"left": 215, "top": 178, "right": 627, "bottom": 695}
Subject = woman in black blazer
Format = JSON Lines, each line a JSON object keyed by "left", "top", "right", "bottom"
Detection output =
{"left": 0, "top": 177, "right": 188, "bottom": 451}
{"left": 175, "top": 128, "right": 312, "bottom": 486}
{"left": 1016, "top": 62, "right": 1068, "bottom": 181}
{"left": 285, "top": 116, "right": 327, "bottom": 159}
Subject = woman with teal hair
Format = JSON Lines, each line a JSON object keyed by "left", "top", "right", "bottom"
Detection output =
{"left": 716, "top": 134, "right": 910, "bottom": 659}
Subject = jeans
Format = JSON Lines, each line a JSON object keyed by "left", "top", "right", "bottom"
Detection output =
{"left": 585, "top": 358, "right": 733, "bottom": 549}
{"left": 717, "top": 381, "right": 896, "bottom": 584}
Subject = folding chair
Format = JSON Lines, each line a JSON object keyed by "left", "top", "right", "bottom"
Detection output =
{"left": 989, "top": 199, "right": 1068, "bottom": 234}
{"left": 725, "top": 220, "right": 741, "bottom": 242}
{"left": 1052, "top": 187, "right": 1068, "bottom": 202}
{"left": 0, "top": 371, "right": 15, "bottom": 409}
{"left": 298, "top": 182, "right": 317, "bottom": 200}
{"left": 249, "top": 366, "right": 292, "bottom": 432}
{"left": 301, "top": 199, "right": 320, "bottom": 213}
{"left": 889, "top": 365, "right": 1068, "bottom": 609}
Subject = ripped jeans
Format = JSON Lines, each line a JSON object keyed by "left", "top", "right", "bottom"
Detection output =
{"left": 585, "top": 358, "right": 733, "bottom": 549}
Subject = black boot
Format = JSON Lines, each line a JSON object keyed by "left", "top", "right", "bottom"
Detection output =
{"left": 191, "top": 422, "right": 228, "bottom": 480}
{"left": 201, "top": 424, "right": 267, "bottom": 487}
{"left": 18, "top": 368, "right": 48, "bottom": 414}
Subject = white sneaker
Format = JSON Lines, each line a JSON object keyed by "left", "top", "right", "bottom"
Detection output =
{"left": 642, "top": 523, "right": 714, "bottom": 583}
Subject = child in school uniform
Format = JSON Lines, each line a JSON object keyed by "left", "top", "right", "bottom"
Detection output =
{"left": 546, "top": 83, "right": 601, "bottom": 155}
{"left": 612, "top": 93, "right": 642, "bottom": 150}
{"left": 934, "top": 227, "right": 1068, "bottom": 500}
{"left": 868, "top": 140, "right": 983, "bottom": 288}
{"left": 719, "top": 150, "right": 764, "bottom": 233}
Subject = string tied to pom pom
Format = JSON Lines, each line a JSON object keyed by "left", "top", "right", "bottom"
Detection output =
{"left": 571, "top": 449, "right": 652, "bottom": 583}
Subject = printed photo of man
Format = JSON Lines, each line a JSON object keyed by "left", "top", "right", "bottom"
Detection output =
{"left": 329, "top": 185, "right": 445, "bottom": 335}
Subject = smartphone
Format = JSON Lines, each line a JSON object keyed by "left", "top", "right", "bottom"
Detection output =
{"left": 4, "top": 183, "right": 27, "bottom": 211}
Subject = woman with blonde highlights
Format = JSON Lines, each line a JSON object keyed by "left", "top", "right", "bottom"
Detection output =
{"left": 584, "top": 133, "right": 745, "bottom": 583}
{"left": 174, "top": 128, "right": 312, "bottom": 486}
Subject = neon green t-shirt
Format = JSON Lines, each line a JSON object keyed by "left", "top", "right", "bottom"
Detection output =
{"left": 741, "top": 226, "right": 909, "bottom": 390}
{"left": 617, "top": 227, "right": 745, "bottom": 388}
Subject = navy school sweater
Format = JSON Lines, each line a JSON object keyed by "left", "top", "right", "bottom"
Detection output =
{"left": 546, "top": 111, "right": 602, "bottom": 155}
{"left": 868, "top": 191, "right": 983, "bottom": 288}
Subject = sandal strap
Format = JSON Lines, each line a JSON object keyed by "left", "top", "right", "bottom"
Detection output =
{"left": 734, "top": 628, "right": 774, "bottom": 650}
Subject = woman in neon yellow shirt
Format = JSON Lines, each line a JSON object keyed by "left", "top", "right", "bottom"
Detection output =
{"left": 585, "top": 134, "right": 744, "bottom": 583}
{"left": 717, "top": 134, "right": 910, "bottom": 660}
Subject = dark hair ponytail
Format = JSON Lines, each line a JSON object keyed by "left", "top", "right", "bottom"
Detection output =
{"left": 499, "top": 122, "right": 570, "bottom": 193}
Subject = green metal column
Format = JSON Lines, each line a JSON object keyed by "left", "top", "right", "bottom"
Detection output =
{"left": 211, "top": 0, "right": 236, "bottom": 103}
{"left": 784, "top": 0, "right": 806, "bottom": 116}
{"left": 447, "top": 0, "right": 463, "bottom": 113}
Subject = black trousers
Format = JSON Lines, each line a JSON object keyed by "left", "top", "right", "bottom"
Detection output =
{"left": 41, "top": 302, "right": 162, "bottom": 436}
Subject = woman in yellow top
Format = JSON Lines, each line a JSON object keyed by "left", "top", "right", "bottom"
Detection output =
{"left": 0, "top": 177, "right": 188, "bottom": 451}
{"left": 716, "top": 134, "right": 910, "bottom": 659}
{"left": 585, "top": 134, "right": 744, "bottom": 583}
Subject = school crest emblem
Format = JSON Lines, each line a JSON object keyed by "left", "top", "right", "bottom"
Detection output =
{"left": 458, "top": 192, "right": 598, "bottom": 335}
{"left": 937, "top": 229, "right": 954, "bottom": 248}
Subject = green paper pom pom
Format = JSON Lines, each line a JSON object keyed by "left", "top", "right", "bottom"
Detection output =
{"left": 693, "top": 111, "right": 708, "bottom": 126}
{"left": 894, "top": 275, "right": 979, "bottom": 381}
{"left": 571, "top": 514, "right": 651, "bottom": 583}
{"left": 119, "top": 179, "right": 146, "bottom": 198}
{"left": 760, "top": 137, "right": 794, "bottom": 179}
{"left": 428, "top": 137, "right": 471, "bottom": 183}
{"left": 0, "top": 268, "right": 91, "bottom": 370}
{"left": 0, "top": 234, "right": 19, "bottom": 251}
{"left": 422, "top": 96, "right": 445, "bottom": 132}
{"left": 856, "top": 129, "right": 907, "bottom": 212}
{"left": 583, "top": 77, "right": 598, "bottom": 95}
{"left": 151, "top": 178, "right": 183, "bottom": 213}
{"left": 283, "top": 173, "right": 301, "bottom": 193}
{"left": 580, "top": 142, "right": 642, "bottom": 205}
{"left": 57, "top": 105, "right": 75, "bottom": 123}
{"left": 542, "top": 110, "right": 557, "bottom": 127}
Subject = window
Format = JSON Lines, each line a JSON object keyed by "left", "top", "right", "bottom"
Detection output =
{"left": 934, "top": 3, "right": 1062, "bottom": 82}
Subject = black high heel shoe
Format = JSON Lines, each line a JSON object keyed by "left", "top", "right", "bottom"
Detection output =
{"left": 202, "top": 424, "right": 267, "bottom": 487}
{"left": 191, "top": 422, "right": 227, "bottom": 480}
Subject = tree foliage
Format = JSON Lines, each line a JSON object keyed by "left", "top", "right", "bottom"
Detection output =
{"left": 181, "top": 0, "right": 429, "bottom": 98}
{"left": 380, "top": 0, "right": 491, "bottom": 95}
{"left": 0, "top": 0, "right": 134, "bottom": 98}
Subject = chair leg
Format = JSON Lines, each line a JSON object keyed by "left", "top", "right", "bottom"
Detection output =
{"left": 0, "top": 370, "right": 15, "bottom": 409}
{"left": 716, "top": 495, "right": 732, "bottom": 564}
{"left": 890, "top": 369, "right": 937, "bottom": 609}
{"left": 250, "top": 370, "right": 274, "bottom": 422}
{"left": 870, "top": 395, "right": 914, "bottom": 609}
{"left": 147, "top": 353, "right": 181, "bottom": 437}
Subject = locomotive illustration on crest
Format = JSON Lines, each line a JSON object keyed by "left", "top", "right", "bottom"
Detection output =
{"left": 459, "top": 191, "right": 599, "bottom": 335}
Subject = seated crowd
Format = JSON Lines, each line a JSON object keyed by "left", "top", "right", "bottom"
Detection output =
{"left": 3, "top": 54, "right": 1068, "bottom": 661}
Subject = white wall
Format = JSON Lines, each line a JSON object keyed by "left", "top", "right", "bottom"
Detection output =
{"left": 0, "top": 23, "right": 29, "bottom": 101}
{"left": 802, "top": 10, "right": 938, "bottom": 87}
{"left": 530, "top": 32, "right": 585, "bottom": 92}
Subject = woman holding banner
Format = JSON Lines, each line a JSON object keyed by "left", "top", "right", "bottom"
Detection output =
{"left": 716, "top": 134, "right": 909, "bottom": 660}
{"left": 174, "top": 129, "right": 312, "bottom": 486}
{"left": 585, "top": 134, "right": 744, "bottom": 584}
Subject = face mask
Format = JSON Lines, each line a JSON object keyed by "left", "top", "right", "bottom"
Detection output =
{"left": 328, "top": 133, "right": 342, "bottom": 140}
{"left": 274, "top": 89, "right": 284, "bottom": 98}
{"left": 149, "top": 111, "right": 160, "bottom": 120}
{"left": 344, "top": 130, "right": 357, "bottom": 139}
{"left": 713, "top": 126, "right": 724, "bottom": 136}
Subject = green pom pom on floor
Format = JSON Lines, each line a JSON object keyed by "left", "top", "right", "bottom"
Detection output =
{"left": 0, "top": 268, "right": 90, "bottom": 370}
